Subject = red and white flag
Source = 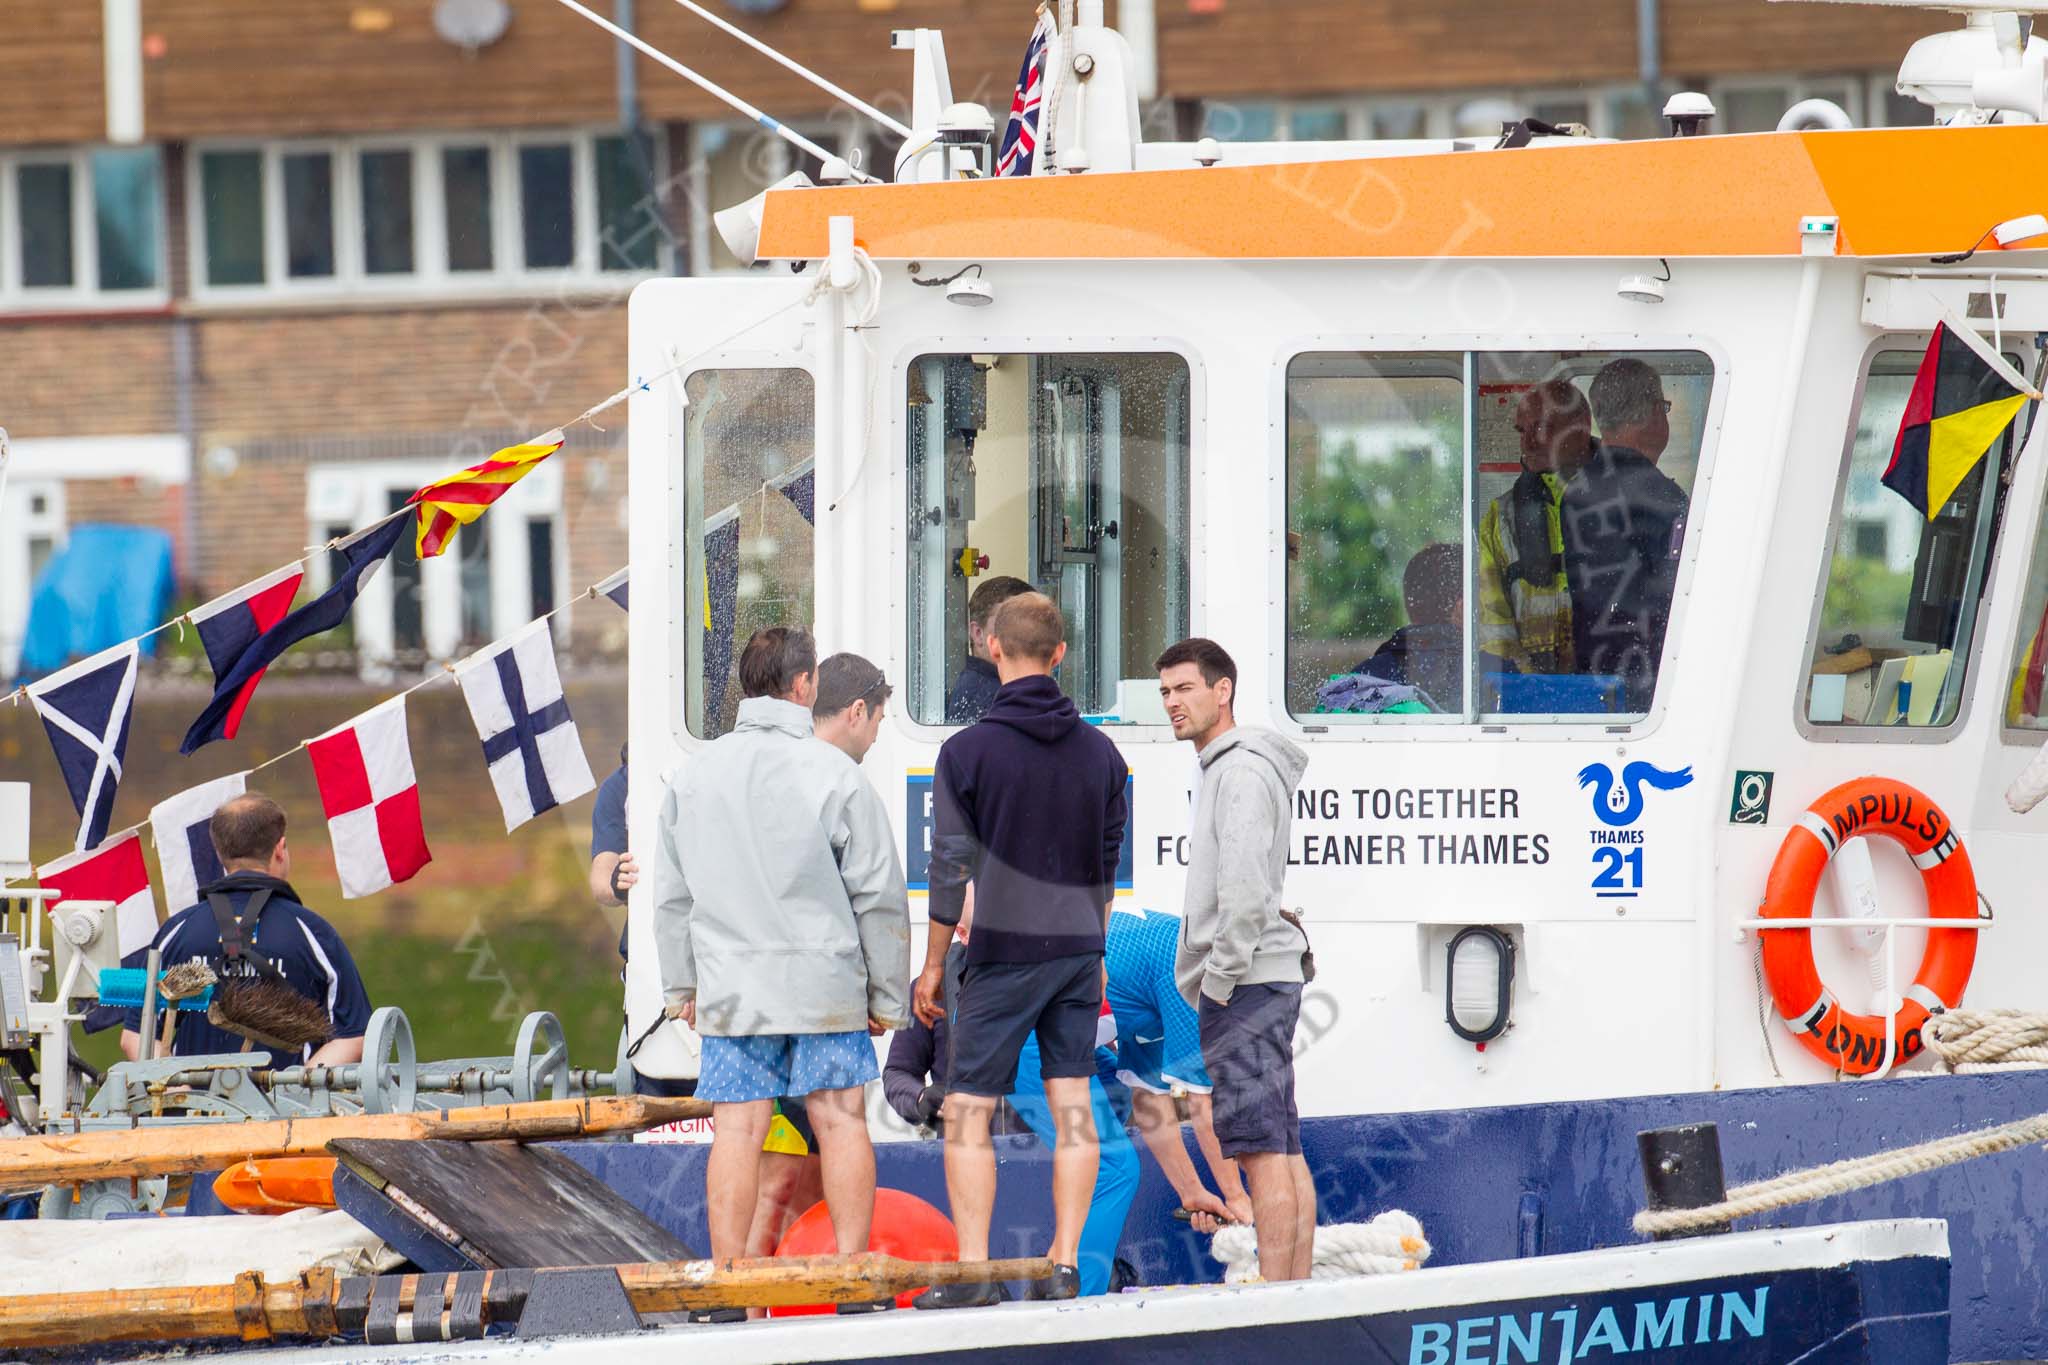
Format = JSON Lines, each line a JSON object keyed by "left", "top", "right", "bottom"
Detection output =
{"left": 37, "top": 827, "right": 159, "bottom": 957}
{"left": 308, "top": 696, "right": 432, "bottom": 899}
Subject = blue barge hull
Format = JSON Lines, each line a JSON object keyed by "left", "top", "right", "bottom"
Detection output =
{"left": 558, "top": 1069, "right": 2048, "bottom": 1363}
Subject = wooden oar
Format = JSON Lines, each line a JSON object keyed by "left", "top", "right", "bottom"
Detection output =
{"left": 0, "top": 1095, "right": 709, "bottom": 1192}
{"left": 0, "top": 1254, "right": 1058, "bottom": 1349}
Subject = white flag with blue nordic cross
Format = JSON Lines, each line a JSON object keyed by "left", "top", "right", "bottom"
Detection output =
{"left": 455, "top": 619, "right": 596, "bottom": 832}
{"left": 150, "top": 770, "right": 250, "bottom": 915}
{"left": 27, "top": 640, "right": 138, "bottom": 852}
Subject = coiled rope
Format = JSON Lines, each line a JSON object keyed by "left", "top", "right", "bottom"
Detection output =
{"left": 1925, "top": 1010, "right": 2048, "bottom": 1072}
{"left": 1210, "top": 1211, "right": 1430, "bottom": 1282}
{"left": 1633, "top": 1108, "right": 2048, "bottom": 1238}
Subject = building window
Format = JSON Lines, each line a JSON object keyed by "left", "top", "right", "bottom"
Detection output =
{"left": 905, "top": 353, "right": 1191, "bottom": 726}
{"left": 596, "top": 134, "right": 662, "bottom": 271}
{"left": 442, "top": 144, "right": 495, "bottom": 273}
{"left": 92, "top": 148, "right": 161, "bottom": 291}
{"left": 359, "top": 148, "right": 416, "bottom": 276}
{"left": 200, "top": 149, "right": 265, "bottom": 286}
{"left": 0, "top": 478, "right": 66, "bottom": 679}
{"left": 308, "top": 457, "right": 566, "bottom": 668}
{"left": 518, "top": 141, "right": 576, "bottom": 270}
{"left": 192, "top": 130, "right": 668, "bottom": 298}
{"left": 1286, "top": 350, "right": 1716, "bottom": 723}
{"left": 281, "top": 150, "right": 337, "bottom": 279}
{"left": 682, "top": 369, "right": 816, "bottom": 740}
{"left": 1, "top": 146, "right": 165, "bottom": 308}
{"left": 17, "top": 162, "right": 75, "bottom": 288}
{"left": 1807, "top": 344, "right": 2023, "bottom": 730}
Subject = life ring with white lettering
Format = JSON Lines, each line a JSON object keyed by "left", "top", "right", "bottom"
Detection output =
{"left": 1759, "top": 777, "right": 1977, "bottom": 1076}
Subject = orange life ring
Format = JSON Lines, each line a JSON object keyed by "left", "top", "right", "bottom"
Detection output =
{"left": 1759, "top": 777, "right": 1978, "bottom": 1075}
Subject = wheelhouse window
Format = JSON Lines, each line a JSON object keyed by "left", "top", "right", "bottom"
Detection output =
{"left": 1, "top": 146, "right": 164, "bottom": 306}
{"left": 681, "top": 369, "right": 816, "bottom": 740}
{"left": 904, "top": 353, "right": 1191, "bottom": 726}
{"left": 1805, "top": 344, "right": 2028, "bottom": 730}
{"left": 1286, "top": 350, "right": 1715, "bottom": 723}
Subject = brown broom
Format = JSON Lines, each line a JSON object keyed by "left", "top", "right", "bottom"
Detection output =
{"left": 206, "top": 970, "right": 334, "bottom": 1055}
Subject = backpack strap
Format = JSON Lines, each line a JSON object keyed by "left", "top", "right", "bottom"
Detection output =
{"left": 205, "top": 888, "right": 288, "bottom": 982}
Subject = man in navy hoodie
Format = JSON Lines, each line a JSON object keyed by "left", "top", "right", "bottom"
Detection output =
{"left": 912, "top": 593, "right": 1129, "bottom": 1307}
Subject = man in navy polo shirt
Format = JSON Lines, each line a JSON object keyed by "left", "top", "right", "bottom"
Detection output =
{"left": 119, "top": 792, "right": 371, "bottom": 1065}
{"left": 913, "top": 593, "right": 1129, "bottom": 1307}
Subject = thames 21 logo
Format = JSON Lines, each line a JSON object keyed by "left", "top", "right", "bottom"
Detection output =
{"left": 1577, "top": 761, "right": 1693, "bottom": 900}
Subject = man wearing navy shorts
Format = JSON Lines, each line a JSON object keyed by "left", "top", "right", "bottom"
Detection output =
{"left": 1158, "top": 637, "right": 1317, "bottom": 1282}
{"left": 913, "top": 593, "right": 1129, "bottom": 1307}
{"left": 652, "top": 627, "right": 911, "bottom": 1311}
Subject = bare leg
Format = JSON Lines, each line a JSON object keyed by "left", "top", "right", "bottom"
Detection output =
{"left": 941, "top": 1093, "right": 999, "bottom": 1262}
{"left": 805, "top": 1085, "right": 877, "bottom": 1255}
{"left": 746, "top": 1152, "right": 824, "bottom": 1257}
{"left": 1288, "top": 1154, "right": 1318, "bottom": 1281}
{"left": 706, "top": 1100, "right": 773, "bottom": 1262}
{"left": 1237, "top": 1151, "right": 1302, "bottom": 1281}
{"left": 1041, "top": 1076, "right": 1099, "bottom": 1268}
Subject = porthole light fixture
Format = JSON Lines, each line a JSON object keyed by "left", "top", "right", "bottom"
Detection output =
{"left": 1446, "top": 925, "right": 1516, "bottom": 1046}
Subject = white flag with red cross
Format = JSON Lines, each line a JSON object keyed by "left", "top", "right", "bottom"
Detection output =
{"left": 307, "top": 696, "right": 432, "bottom": 899}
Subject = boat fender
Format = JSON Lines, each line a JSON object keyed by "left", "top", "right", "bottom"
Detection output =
{"left": 1759, "top": 777, "right": 1978, "bottom": 1076}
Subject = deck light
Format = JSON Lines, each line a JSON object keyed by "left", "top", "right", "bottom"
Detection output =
{"left": 1618, "top": 259, "right": 1672, "bottom": 305}
{"left": 947, "top": 276, "right": 995, "bottom": 307}
{"left": 1446, "top": 925, "right": 1516, "bottom": 1045}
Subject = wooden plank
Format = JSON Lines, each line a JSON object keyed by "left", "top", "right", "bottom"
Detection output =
{"left": 0, "top": 1254, "right": 1056, "bottom": 1349}
{"left": 0, "top": 1096, "right": 708, "bottom": 1192}
{"left": 330, "top": 1138, "right": 696, "bottom": 1267}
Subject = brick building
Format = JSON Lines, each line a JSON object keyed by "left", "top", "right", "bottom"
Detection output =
{"left": 0, "top": 0, "right": 1945, "bottom": 675}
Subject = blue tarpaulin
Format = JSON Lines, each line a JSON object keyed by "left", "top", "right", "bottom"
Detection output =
{"left": 16, "top": 525, "right": 174, "bottom": 681}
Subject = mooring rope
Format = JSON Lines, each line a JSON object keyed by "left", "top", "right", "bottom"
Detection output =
{"left": 1925, "top": 1010, "right": 2048, "bottom": 1072}
{"left": 1633, "top": 1108, "right": 2048, "bottom": 1237}
{"left": 1210, "top": 1211, "right": 1430, "bottom": 1282}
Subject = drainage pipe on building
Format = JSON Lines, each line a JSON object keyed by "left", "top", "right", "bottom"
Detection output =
{"left": 1637, "top": 0, "right": 1661, "bottom": 109}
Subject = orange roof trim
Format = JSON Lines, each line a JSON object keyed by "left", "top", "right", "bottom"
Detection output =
{"left": 756, "top": 125, "right": 2048, "bottom": 263}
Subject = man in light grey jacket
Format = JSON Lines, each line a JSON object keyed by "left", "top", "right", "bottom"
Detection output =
{"left": 1157, "top": 637, "right": 1316, "bottom": 1282}
{"left": 654, "top": 627, "right": 911, "bottom": 1295}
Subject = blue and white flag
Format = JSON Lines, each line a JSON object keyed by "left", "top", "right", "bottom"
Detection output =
{"left": 595, "top": 567, "right": 629, "bottom": 613}
{"left": 27, "top": 640, "right": 138, "bottom": 852}
{"left": 149, "top": 771, "right": 249, "bottom": 915}
{"left": 997, "top": 7, "right": 1056, "bottom": 177}
{"left": 455, "top": 619, "right": 596, "bottom": 832}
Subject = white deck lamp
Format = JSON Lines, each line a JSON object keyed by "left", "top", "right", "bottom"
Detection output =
{"left": 1446, "top": 925, "right": 1516, "bottom": 1046}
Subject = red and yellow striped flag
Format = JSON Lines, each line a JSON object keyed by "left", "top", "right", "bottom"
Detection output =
{"left": 407, "top": 432, "right": 564, "bottom": 559}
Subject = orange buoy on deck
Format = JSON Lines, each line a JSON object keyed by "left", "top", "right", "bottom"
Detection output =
{"left": 769, "top": 1188, "right": 958, "bottom": 1316}
{"left": 211, "top": 1157, "right": 338, "bottom": 1214}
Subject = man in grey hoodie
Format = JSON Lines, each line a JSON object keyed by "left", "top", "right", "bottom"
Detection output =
{"left": 1157, "top": 637, "right": 1317, "bottom": 1282}
{"left": 653, "top": 627, "right": 911, "bottom": 1300}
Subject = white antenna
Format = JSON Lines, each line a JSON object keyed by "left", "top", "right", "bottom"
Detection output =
{"left": 661, "top": 0, "right": 913, "bottom": 140}
{"left": 551, "top": 0, "right": 879, "bottom": 182}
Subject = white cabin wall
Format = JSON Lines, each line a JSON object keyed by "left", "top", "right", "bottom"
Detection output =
{"left": 631, "top": 253, "right": 2048, "bottom": 1114}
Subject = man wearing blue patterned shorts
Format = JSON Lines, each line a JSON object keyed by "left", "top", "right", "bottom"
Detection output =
{"left": 653, "top": 627, "right": 911, "bottom": 1303}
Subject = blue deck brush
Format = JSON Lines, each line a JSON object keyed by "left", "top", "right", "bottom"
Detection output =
{"left": 96, "top": 966, "right": 214, "bottom": 1011}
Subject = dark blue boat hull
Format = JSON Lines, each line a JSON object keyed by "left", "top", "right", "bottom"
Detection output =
{"left": 552, "top": 1069, "right": 2048, "bottom": 1363}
